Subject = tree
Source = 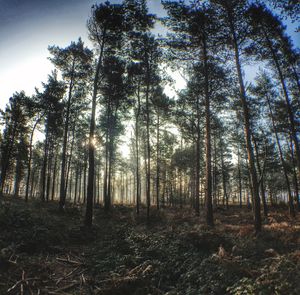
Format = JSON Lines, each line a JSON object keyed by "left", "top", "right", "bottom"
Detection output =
{"left": 247, "top": 4, "right": 300, "bottom": 215}
{"left": 163, "top": 1, "right": 230, "bottom": 225}
{"left": 267, "top": 0, "right": 300, "bottom": 31}
{"left": 124, "top": 0, "right": 155, "bottom": 215}
{"left": 35, "top": 72, "right": 65, "bottom": 202}
{"left": 251, "top": 72, "right": 295, "bottom": 216}
{"left": 0, "top": 92, "right": 30, "bottom": 197}
{"left": 212, "top": 0, "right": 262, "bottom": 232}
{"left": 85, "top": 2, "right": 124, "bottom": 226}
{"left": 99, "top": 56, "right": 131, "bottom": 211}
{"left": 49, "top": 38, "right": 92, "bottom": 210}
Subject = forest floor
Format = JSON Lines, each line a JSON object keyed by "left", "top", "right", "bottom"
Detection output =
{"left": 0, "top": 197, "right": 299, "bottom": 295}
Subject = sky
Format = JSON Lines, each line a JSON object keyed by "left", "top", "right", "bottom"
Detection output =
{"left": 0, "top": 0, "right": 167, "bottom": 111}
{"left": 0, "top": 0, "right": 299, "bottom": 112}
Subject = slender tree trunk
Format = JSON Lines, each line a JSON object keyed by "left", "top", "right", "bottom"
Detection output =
{"left": 25, "top": 118, "right": 40, "bottom": 202}
{"left": 83, "top": 156, "right": 87, "bottom": 204}
{"left": 264, "top": 29, "right": 300, "bottom": 193}
{"left": 74, "top": 164, "right": 79, "bottom": 204}
{"left": 107, "top": 136, "right": 114, "bottom": 211}
{"left": 195, "top": 97, "right": 201, "bottom": 216}
{"left": 238, "top": 148, "right": 243, "bottom": 208}
{"left": 46, "top": 153, "right": 52, "bottom": 202}
{"left": 13, "top": 149, "right": 21, "bottom": 198}
{"left": 59, "top": 59, "right": 75, "bottom": 210}
{"left": 65, "top": 123, "right": 76, "bottom": 197}
{"left": 145, "top": 66, "right": 151, "bottom": 221}
{"left": 41, "top": 126, "right": 49, "bottom": 201}
{"left": 85, "top": 37, "right": 105, "bottom": 226}
{"left": 203, "top": 34, "right": 213, "bottom": 226}
{"left": 78, "top": 164, "right": 82, "bottom": 203}
{"left": 103, "top": 144, "right": 108, "bottom": 209}
{"left": 289, "top": 135, "right": 300, "bottom": 211}
{"left": 230, "top": 16, "right": 261, "bottom": 232}
{"left": 135, "top": 84, "right": 141, "bottom": 214}
{"left": 266, "top": 94, "right": 295, "bottom": 217}
{"left": 252, "top": 135, "right": 268, "bottom": 217}
{"left": 156, "top": 112, "right": 160, "bottom": 210}
{"left": 51, "top": 151, "right": 58, "bottom": 201}
{"left": 220, "top": 140, "right": 228, "bottom": 210}
{"left": 213, "top": 136, "right": 217, "bottom": 207}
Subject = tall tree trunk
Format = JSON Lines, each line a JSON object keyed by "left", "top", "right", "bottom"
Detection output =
{"left": 238, "top": 148, "right": 243, "bottom": 208}
{"left": 266, "top": 94, "right": 295, "bottom": 217}
{"left": 78, "top": 164, "right": 82, "bottom": 203}
{"left": 85, "top": 38, "right": 105, "bottom": 226}
{"left": 25, "top": 118, "right": 40, "bottom": 202}
{"left": 74, "top": 164, "right": 79, "bottom": 204}
{"left": 195, "top": 96, "right": 201, "bottom": 216}
{"left": 13, "top": 149, "right": 21, "bottom": 198}
{"left": 51, "top": 151, "right": 58, "bottom": 201}
{"left": 289, "top": 135, "right": 300, "bottom": 211}
{"left": 203, "top": 34, "right": 213, "bottom": 226}
{"left": 156, "top": 112, "right": 160, "bottom": 210}
{"left": 229, "top": 15, "right": 261, "bottom": 232}
{"left": 252, "top": 135, "right": 268, "bottom": 217}
{"left": 135, "top": 83, "right": 141, "bottom": 214}
{"left": 145, "top": 66, "right": 151, "bottom": 221}
{"left": 220, "top": 139, "right": 228, "bottom": 210}
{"left": 65, "top": 123, "right": 76, "bottom": 197}
{"left": 263, "top": 28, "right": 300, "bottom": 192}
{"left": 46, "top": 153, "right": 52, "bottom": 202}
{"left": 41, "top": 126, "right": 49, "bottom": 201}
{"left": 83, "top": 155, "right": 87, "bottom": 204}
{"left": 59, "top": 59, "right": 75, "bottom": 210}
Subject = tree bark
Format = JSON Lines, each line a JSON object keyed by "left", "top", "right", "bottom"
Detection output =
{"left": 229, "top": 13, "right": 261, "bottom": 232}
{"left": 85, "top": 32, "right": 105, "bottom": 226}
{"left": 266, "top": 94, "right": 295, "bottom": 217}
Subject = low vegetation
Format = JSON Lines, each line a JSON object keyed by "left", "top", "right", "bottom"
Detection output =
{"left": 0, "top": 197, "right": 299, "bottom": 294}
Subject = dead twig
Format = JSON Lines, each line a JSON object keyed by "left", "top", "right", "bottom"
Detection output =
{"left": 56, "top": 257, "right": 83, "bottom": 266}
{"left": 48, "top": 282, "right": 80, "bottom": 294}
{"left": 56, "top": 266, "right": 80, "bottom": 285}
{"left": 7, "top": 277, "right": 40, "bottom": 293}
